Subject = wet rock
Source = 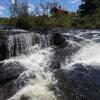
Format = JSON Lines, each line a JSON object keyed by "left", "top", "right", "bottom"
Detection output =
{"left": 0, "top": 63, "right": 37, "bottom": 100}
{"left": 0, "top": 32, "right": 8, "bottom": 60}
{"left": 0, "top": 61, "right": 27, "bottom": 100}
{"left": 0, "top": 42, "right": 7, "bottom": 60}
{"left": 0, "top": 62, "right": 27, "bottom": 85}
{"left": 81, "top": 33, "right": 94, "bottom": 39}
{"left": 54, "top": 64, "right": 100, "bottom": 100}
{"left": 52, "top": 32, "right": 66, "bottom": 48}
{"left": 21, "top": 95, "right": 30, "bottom": 100}
{"left": 0, "top": 71, "right": 36, "bottom": 100}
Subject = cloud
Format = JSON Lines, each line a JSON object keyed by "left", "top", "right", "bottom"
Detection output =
{"left": 28, "top": 3, "right": 43, "bottom": 15}
{"left": 0, "top": 5, "right": 5, "bottom": 10}
{"left": 70, "top": 0, "right": 79, "bottom": 4}
{"left": 28, "top": 3, "right": 50, "bottom": 16}
{"left": 28, "top": 4, "right": 35, "bottom": 12}
{"left": 0, "top": 5, "right": 5, "bottom": 15}
{"left": 0, "top": 11, "right": 3, "bottom": 15}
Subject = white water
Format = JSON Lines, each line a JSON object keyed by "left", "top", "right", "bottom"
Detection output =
{"left": 8, "top": 84, "right": 56, "bottom": 100}
{"left": 7, "top": 32, "right": 52, "bottom": 57}
{"left": 71, "top": 42, "right": 100, "bottom": 65}
{"left": 62, "top": 41, "right": 100, "bottom": 71}
{"left": 4, "top": 45, "right": 57, "bottom": 100}
{"left": 3, "top": 30, "right": 100, "bottom": 100}
{"left": 2, "top": 31, "right": 57, "bottom": 100}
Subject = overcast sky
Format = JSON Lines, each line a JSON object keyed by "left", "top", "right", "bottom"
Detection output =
{"left": 0, "top": 0, "right": 81, "bottom": 17}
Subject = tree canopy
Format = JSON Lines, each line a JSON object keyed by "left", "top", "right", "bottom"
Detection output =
{"left": 79, "top": 0, "right": 100, "bottom": 16}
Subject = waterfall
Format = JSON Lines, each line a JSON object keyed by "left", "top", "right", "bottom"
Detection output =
{"left": 7, "top": 32, "right": 52, "bottom": 57}
{"left": 5, "top": 47, "right": 57, "bottom": 100}
{"left": 2, "top": 31, "right": 57, "bottom": 100}
{"left": 1, "top": 30, "right": 100, "bottom": 100}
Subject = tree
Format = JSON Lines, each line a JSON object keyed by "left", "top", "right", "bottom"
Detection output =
{"left": 10, "top": 0, "right": 19, "bottom": 18}
{"left": 79, "top": 0, "right": 100, "bottom": 16}
{"left": 10, "top": 0, "right": 28, "bottom": 18}
{"left": 9, "top": 0, "right": 31, "bottom": 29}
{"left": 73, "top": 0, "right": 100, "bottom": 28}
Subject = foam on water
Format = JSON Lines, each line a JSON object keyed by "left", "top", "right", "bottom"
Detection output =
{"left": 3, "top": 45, "right": 57, "bottom": 100}
{"left": 62, "top": 42, "right": 100, "bottom": 70}
{"left": 71, "top": 42, "right": 100, "bottom": 65}
{"left": 7, "top": 83, "right": 56, "bottom": 100}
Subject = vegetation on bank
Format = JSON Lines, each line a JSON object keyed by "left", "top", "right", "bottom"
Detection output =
{"left": 72, "top": 0, "right": 100, "bottom": 29}
{"left": 0, "top": 0, "right": 100, "bottom": 30}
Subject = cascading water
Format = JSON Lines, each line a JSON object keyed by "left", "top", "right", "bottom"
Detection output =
{"left": 1, "top": 29, "right": 100, "bottom": 100}
{"left": 5, "top": 47, "right": 56, "bottom": 100}
{"left": 7, "top": 32, "right": 52, "bottom": 57}
{"left": 0, "top": 31, "right": 57, "bottom": 100}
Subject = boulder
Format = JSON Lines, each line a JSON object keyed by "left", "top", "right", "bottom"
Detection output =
{"left": 54, "top": 64, "right": 100, "bottom": 100}
{"left": 52, "top": 32, "right": 66, "bottom": 48}
{"left": 0, "top": 66, "right": 36, "bottom": 100}
{"left": 0, "top": 62, "right": 27, "bottom": 85}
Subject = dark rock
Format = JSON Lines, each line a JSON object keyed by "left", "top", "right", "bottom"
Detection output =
{"left": 54, "top": 64, "right": 100, "bottom": 100}
{"left": 0, "top": 64, "right": 36, "bottom": 100}
{"left": 0, "top": 31, "right": 8, "bottom": 60}
{"left": 0, "top": 41, "right": 8, "bottom": 60}
{"left": 0, "top": 62, "right": 27, "bottom": 85}
{"left": 0, "top": 71, "right": 36, "bottom": 100}
{"left": 21, "top": 95, "right": 30, "bottom": 100}
{"left": 52, "top": 32, "right": 66, "bottom": 48}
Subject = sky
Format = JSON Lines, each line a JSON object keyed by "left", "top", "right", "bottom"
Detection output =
{"left": 0, "top": 0, "right": 81, "bottom": 18}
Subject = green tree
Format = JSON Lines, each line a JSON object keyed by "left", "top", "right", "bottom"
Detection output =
{"left": 73, "top": 0, "right": 100, "bottom": 28}
{"left": 79, "top": 0, "right": 100, "bottom": 16}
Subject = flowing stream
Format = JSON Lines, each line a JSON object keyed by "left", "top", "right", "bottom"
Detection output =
{"left": 0, "top": 30, "right": 100, "bottom": 100}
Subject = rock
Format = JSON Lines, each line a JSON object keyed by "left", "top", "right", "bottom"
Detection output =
{"left": 0, "top": 31, "right": 8, "bottom": 60}
{"left": 0, "top": 62, "right": 27, "bottom": 85}
{"left": 0, "top": 62, "right": 28, "bottom": 100}
{"left": 0, "top": 41, "right": 8, "bottom": 60}
{"left": 52, "top": 32, "right": 66, "bottom": 48}
{"left": 54, "top": 64, "right": 100, "bottom": 100}
{"left": 0, "top": 68, "right": 36, "bottom": 100}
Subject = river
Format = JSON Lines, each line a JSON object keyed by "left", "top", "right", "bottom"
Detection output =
{"left": 0, "top": 29, "right": 100, "bottom": 100}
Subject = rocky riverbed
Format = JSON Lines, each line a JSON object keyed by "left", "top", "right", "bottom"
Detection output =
{"left": 0, "top": 29, "right": 100, "bottom": 100}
